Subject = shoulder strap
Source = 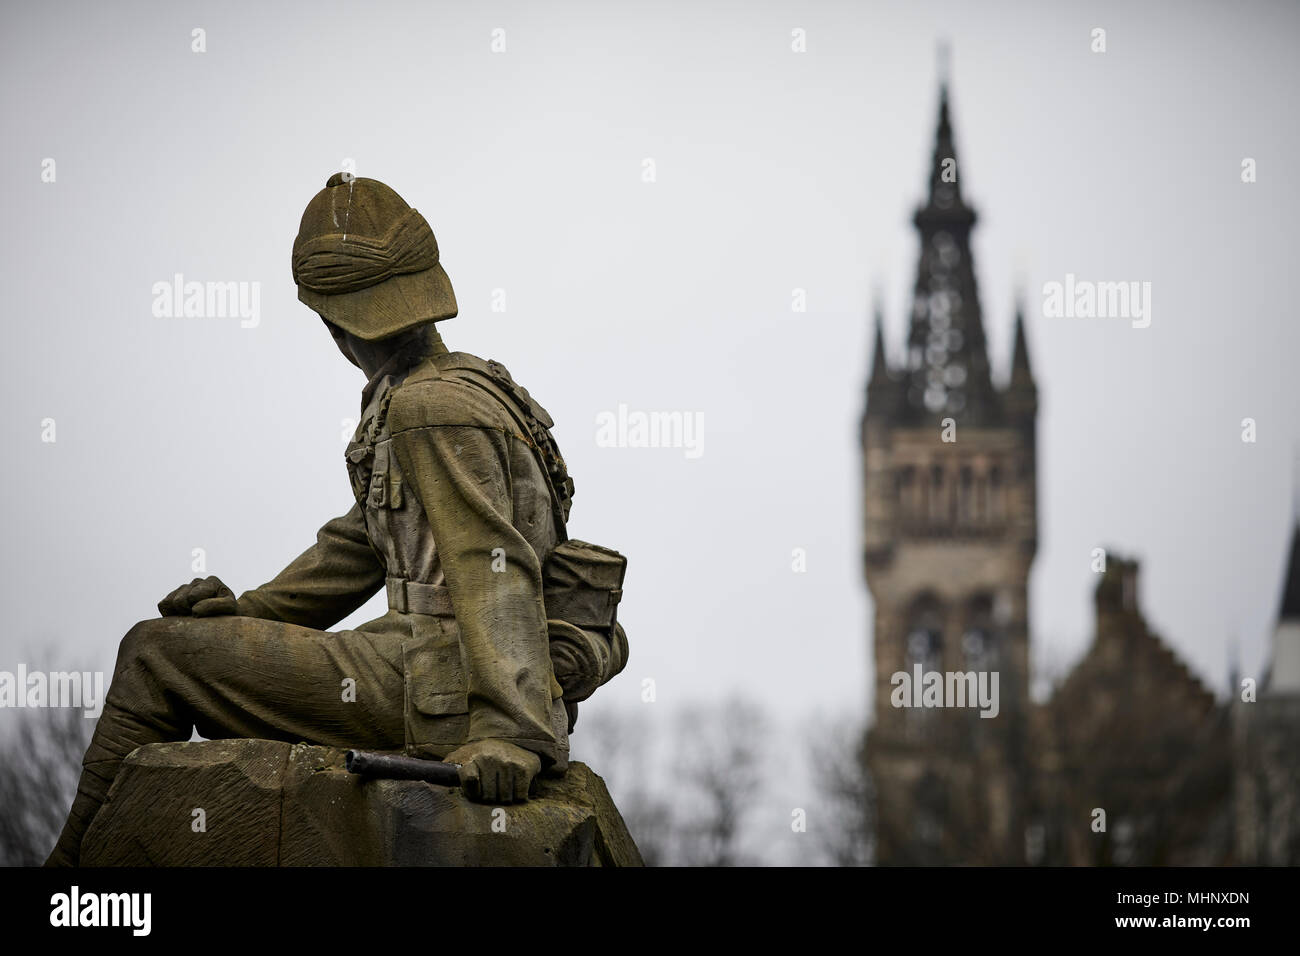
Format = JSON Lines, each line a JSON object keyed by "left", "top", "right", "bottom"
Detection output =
{"left": 418, "top": 353, "right": 573, "bottom": 543}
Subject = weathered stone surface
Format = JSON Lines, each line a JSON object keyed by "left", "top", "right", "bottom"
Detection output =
{"left": 80, "top": 739, "right": 643, "bottom": 866}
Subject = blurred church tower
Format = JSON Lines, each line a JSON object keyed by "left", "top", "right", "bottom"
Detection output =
{"left": 860, "top": 77, "right": 1038, "bottom": 865}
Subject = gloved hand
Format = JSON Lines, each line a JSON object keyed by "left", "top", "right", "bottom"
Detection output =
{"left": 157, "top": 575, "right": 238, "bottom": 617}
{"left": 445, "top": 739, "right": 541, "bottom": 804}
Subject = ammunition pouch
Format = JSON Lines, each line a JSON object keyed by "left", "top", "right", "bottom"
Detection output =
{"left": 543, "top": 540, "right": 629, "bottom": 704}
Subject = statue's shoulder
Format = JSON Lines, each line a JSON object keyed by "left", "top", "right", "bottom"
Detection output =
{"left": 388, "top": 351, "right": 513, "bottom": 434}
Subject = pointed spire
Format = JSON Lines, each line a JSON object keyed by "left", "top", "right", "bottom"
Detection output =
{"left": 1279, "top": 522, "right": 1300, "bottom": 621}
{"left": 1292, "top": 445, "right": 1300, "bottom": 526}
{"left": 1004, "top": 296, "right": 1038, "bottom": 429}
{"left": 864, "top": 297, "right": 902, "bottom": 428}
{"left": 868, "top": 299, "right": 889, "bottom": 387}
{"left": 1267, "top": 519, "right": 1300, "bottom": 693}
{"left": 1227, "top": 635, "right": 1240, "bottom": 698}
{"left": 1010, "top": 299, "right": 1035, "bottom": 389}
{"left": 917, "top": 79, "right": 974, "bottom": 226}
{"left": 901, "top": 72, "right": 993, "bottom": 422}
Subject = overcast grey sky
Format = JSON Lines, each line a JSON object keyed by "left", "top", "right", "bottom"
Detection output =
{"left": 4, "top": 0, "right": 1299, "bottom": 858}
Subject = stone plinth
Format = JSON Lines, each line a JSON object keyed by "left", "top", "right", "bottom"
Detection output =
{"left": 80, "top": 739, "right": 643, "bottom": 867}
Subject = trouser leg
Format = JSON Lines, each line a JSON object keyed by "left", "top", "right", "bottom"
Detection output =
{"left": 46, "top": 615, "right": 404, "bottom": 866}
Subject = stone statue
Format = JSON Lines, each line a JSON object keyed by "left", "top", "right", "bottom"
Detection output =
{"left": 47, "top": 174, "right": 629, "bottom": 866}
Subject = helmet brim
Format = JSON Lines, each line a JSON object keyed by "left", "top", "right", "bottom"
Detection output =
{"left": 298, "top": 261, "right": 458, "bottom": 341}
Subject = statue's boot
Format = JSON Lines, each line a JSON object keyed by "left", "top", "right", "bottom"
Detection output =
{"left": 45, "top": 759, "right": 117, "bottom": 867}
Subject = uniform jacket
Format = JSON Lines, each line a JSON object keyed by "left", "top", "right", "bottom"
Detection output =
{"left": 234, "top": 340, "right": 567, "bottom": 767}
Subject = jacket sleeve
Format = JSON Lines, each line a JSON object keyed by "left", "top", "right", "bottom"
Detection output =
{"left": 387, "top": 378, "right": 559, "bottom": 763}
{"left": 235, "top": 501, "right": 386, "bottom": 630}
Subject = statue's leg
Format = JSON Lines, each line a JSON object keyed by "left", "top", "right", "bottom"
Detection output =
{"left": 46, "top": 614, "right": 404, "bottom": 866}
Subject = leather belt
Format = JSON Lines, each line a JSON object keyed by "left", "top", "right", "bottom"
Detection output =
{"left": 386, "top": 576, "right": 456, "bottom": 617}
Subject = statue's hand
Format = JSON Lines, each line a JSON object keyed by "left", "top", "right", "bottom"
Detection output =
{"left": 157, "top": 575, "right": 238, "bottom": 618}
{"left": 445, "top": 739, "right": 541, "bottom": 804}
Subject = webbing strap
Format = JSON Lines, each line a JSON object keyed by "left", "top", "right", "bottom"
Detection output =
{"left": 444, "top": 364, "right": 571, "bottom": 544}
{"left": 399, "top": 353, "right": 572, "bottom": 542}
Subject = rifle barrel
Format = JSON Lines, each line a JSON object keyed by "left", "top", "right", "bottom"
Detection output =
{"left": 345, "top": 750, "right": 462, "bottom": 788}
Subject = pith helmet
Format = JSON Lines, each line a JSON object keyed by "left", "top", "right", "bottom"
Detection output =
{"left": 292, "top": 173, "right": 458, "bottom": 340}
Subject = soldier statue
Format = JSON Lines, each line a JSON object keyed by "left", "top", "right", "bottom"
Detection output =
{"left": 48, "top": 174, "right": 628, "bottom": 866}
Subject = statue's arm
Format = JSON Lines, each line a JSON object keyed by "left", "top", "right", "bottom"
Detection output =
{"left": 388, "top": 379, "right": 559, "bottom": 765}
{"left": 234, "top": 501, "right": 386, "bottom": 630}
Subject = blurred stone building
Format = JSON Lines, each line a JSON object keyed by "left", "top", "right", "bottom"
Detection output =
{"left": 1234, "top": 526, "right": 1300, "bottom": 865}
{"left": 861, "top": 82, "right": 1298, "bottom": 866}
{"left": 1028, "top": 558, "right": 1233, "bottom": 865}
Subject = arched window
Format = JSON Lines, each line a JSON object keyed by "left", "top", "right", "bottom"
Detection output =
{"left": 904, "top": 594, "right": 946, "bottom": 737}
{"left": 912, "top": 772, "right": 947, "bottom": 855}
{"left": 905, "top": 593, "right": 945, "bottom": 675}
{"left": 960, "top": 593, "right": 999, "bottom": 673}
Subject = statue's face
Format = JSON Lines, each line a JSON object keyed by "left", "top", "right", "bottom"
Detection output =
{"left": 322, "top": 317, "right": 362, "bottom": 370}
{"left": 322, "top": 315, "right": 433, "bottom": 379}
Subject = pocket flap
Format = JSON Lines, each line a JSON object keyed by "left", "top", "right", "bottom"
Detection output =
{"left": 403, "top": 617, "right": 468, "bottom": 716}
